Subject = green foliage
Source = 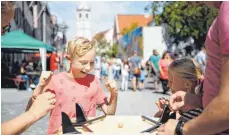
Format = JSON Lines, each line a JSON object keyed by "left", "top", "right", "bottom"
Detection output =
{"left": 108, "top": 43, "right": 119, "bottom": 58}
{"left": 152, "top": 1, "right": 218, "bottom": 48}
{"left": 94, "top": 32, "right": 119, "bottom": 58}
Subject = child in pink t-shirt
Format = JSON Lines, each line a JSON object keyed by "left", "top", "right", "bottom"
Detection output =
{"left": 44, "top": 37, "right": 118, "bottom": 134}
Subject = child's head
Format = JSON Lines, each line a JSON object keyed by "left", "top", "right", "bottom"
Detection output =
{"left": 102, "top": 57, "right": 106, "bottom": 63}
{"left": 123, "top": 59, "right": 128, "bottom": 65}
{"left": 66, "top": 37, "right": 96, "bottom": 78}
{"left": 168, "top": 58, "right": 203, "bottom": 94}
{"left": 162, "top": 51, "right": 171, "bottom": 60}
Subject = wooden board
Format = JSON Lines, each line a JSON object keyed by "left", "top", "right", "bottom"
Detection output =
{"left": 57, "top": 116, "right": 158, "bottom": 135}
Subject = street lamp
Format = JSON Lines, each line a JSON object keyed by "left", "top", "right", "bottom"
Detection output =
{"left": 58, "top": 22, "right": 68, "bottom": 34}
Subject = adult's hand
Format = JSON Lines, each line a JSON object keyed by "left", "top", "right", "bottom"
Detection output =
{"left": 28, "top": 92, "right": 56, "bottom": 121}
{"left": 157, "top": 119, "right": 178, "bottom": 135}
{"left": 26, "top": 71, "right": 54, "bottom": 112}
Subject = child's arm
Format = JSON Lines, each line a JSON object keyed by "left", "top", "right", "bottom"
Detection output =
{"left": 154, "top": 98, "right": 169, "bottom": 118}
{"left": 26, "top": 71, "right": 53, "bottom": 111}
{"left": 101, "top": 80, "right": 118, "bottom": 115}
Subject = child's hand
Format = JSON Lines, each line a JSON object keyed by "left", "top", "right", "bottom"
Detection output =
{"left": 105, "top": 80, "right": 118, "bottom": 94}
{"left": 154, "top": 98, "right": 169, "bottom": 118}
{"left": 33, "top": 71, "right": 53, "bottom": 97}
{"left": 38, "top": 71, "right": 53, "bottom": 87}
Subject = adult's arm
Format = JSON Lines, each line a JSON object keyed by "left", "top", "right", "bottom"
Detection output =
{"left": 1, "top": 92, "right": 56, "bottom": 135}
{"left": 1, "top": 111, "right": 38, "bottom": 135}
{"left": 183, "top": 2, "right": 229, "bottom": 133}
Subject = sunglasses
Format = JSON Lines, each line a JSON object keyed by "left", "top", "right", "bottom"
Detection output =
{"left": 1, "top": 24, "right": 11, "bottom": 35}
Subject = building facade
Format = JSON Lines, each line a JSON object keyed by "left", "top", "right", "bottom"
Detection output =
{"left": 76, "top": 2, "right": 92, "bottom": 40}
{"left": 10, "top": 1, "right": 59, "bottom": 46}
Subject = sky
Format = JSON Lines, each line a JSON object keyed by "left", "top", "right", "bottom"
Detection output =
{"left": 48, "top": 1, "right": 149, "bottom": 41}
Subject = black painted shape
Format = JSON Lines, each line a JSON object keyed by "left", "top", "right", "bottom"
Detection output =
{"left": 75, "top": 103, "right": 87, "bottom": 124}
{"left": 141, "top": 104, "right": 171, "bottom": 133}
{"left": 140, "top": 124, "right": 160, "bottom": 133}
{"left": 62, "top": 112, "right": 81, "bottom": 134}
{"left": 159, "top": 104, "right": 170, "bottom": 124}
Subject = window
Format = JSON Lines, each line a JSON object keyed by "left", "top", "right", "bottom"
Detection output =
{"left": 79, "top": 13, "right": 82, "bottom": 18}
{"left": 86, "top": 13, "right": 88, "bottom": 18}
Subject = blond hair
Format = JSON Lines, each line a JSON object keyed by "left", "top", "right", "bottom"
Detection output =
{"left": 66, "top": 37, "right": 96, "bottom": 59}
{"left": 169, "top": 58, "right": 203, "bottom": 80}
{"left": 168, "top": 58, "right": 203, "bottom": 91}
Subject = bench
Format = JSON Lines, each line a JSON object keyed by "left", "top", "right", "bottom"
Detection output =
{"left": 4, "top": 76, "right": 26, "bottom": 90}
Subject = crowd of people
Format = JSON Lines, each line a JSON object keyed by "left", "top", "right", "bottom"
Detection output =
{"left": 1, "top": 1, "right": 229, "bottom": 135}
{"left": 2, "top": 59, "right": 42, "bottom": 90}
{"left": 99, "top": 49, "right": 177, "bottom": 94}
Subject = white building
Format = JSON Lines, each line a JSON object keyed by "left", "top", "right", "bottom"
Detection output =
{"left": 76, "top": 2, "right": 92, "bottom": 40}
{"left": 143, "top": 26, "right": 167, "bottom": 60}
{"left": 103, "top": 28, "right": 114, "bottom": 47}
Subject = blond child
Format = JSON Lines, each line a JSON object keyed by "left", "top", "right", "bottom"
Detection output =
{"left": 44, "top": 37, "right": 118, "bottom": 135}
{"left": 154, "top": 58, "right": 204, "bottom": 122}
{"left": 121, "top": 60, "right": 129, "bottom": 91}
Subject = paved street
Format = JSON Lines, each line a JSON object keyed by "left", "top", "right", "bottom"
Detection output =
{"left": 1, "top": 77, "right": 169, "bottom": 135}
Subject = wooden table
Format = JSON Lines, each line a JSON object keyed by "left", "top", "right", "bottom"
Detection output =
{"left": 57, "top": 116, "right": 158, "bottom": 135}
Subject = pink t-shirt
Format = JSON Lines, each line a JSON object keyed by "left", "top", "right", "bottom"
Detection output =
{"left": 45, "top": 72, "right": 106, "bottom": 135}
{"left": 159, "top": 59, "right": 171, "bottom": 80}
{"left": 203, "top": 2, "right": 229, "bottom": 109}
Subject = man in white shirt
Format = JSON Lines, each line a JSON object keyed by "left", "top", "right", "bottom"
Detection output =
{"left": 195, "top": 46, "right": 207, "bottom": 73}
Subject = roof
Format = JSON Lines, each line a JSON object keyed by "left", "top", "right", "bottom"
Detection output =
{"left": 92, "top": 29, "right": 109, "bottom": 40}
{"left": 1, "top": 30, "right": 55, "bottom": 51}
{"left": 77, "top": 2, "right": 90, "bottom": 11}
{"left": 116, "top": 14, "right": 153, "bottom": 34}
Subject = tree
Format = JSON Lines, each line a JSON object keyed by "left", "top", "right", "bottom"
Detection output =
{"left": 93, "top": 31, "right": 112, "bottom": 57}
{"left": 108, "top": 43, "right": 119, "bottom": 58}
{"left": 152, "top": 1, "right": 218, "bottom": 49}
{"left": 94, "top": 37, "right": 111, "bottom": 57}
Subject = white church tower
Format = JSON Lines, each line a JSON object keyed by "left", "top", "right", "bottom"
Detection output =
{"left": 76, "top": 2, "right": 92, "bottom": 40}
